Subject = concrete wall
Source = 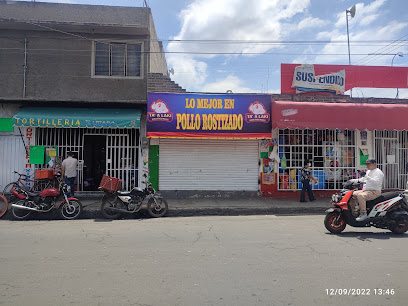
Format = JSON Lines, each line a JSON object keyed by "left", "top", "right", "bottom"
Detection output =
{"left": 148, "top": 14, "right": 168, "bottom": 76}
{"left": 0, "top": 2, "right": 169, "bottom": 104}
{"left": 0, "top": 1, "right": 149, "bottom": 28}
{"left": 0, "top": 103, "right": 20, "bottom": 118}
{"left": 0, "top": 30, "right": 148, "bottom": 102}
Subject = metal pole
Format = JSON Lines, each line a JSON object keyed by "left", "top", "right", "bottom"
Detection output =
{"left": 23, "top": 38, "right": 27, "bottom": 98}
{"left": 346, "top": 11, "right": 352, "bottom": 98}
{"left": 391, "top": 53, "right": 403, "bottom": 99}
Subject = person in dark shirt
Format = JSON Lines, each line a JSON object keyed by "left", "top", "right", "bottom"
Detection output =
{"left": 300, "top": 160, "right": 317, "bottom": 202}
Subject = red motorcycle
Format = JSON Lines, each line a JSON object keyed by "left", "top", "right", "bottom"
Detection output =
{"left": 325, "top": 181, "right": 408, "bottom": 234}
{"left": 10, "top": 176, "right": 82, "bottom": 220}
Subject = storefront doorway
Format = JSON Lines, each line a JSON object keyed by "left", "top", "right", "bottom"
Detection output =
{"left": 83, "top": 135, "right": 106, "bottom": 191}
{"left": 36, "top": 127, "right": 140, "bottom": 192}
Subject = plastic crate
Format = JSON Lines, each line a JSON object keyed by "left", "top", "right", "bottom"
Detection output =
{"left": 99, "top": 174, "right": 122, "bottom": 192}
{"left": 35, "top": 169, "right": 55, "bottom": 179}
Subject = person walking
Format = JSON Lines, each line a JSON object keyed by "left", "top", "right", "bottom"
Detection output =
{"left": 61, "top": 152, "right": 78, "bottom": 197}
{"left": 300, "top": 160, "right": 317, "bottom": 202}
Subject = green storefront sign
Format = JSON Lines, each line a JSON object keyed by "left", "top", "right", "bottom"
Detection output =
{"left": 13, "top": 107, "right": 141, "bottom": 128}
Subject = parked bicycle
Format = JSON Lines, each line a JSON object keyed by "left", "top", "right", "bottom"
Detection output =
{"left": 2, "top": 171, "right": 57, "bottom": 202}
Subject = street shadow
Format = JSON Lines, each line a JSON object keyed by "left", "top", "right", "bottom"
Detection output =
{"left": 325, "top": 231, "right": 408, "bottom": 241}
{"left": 93, "top": 215, "right": 148, "bottom": 222}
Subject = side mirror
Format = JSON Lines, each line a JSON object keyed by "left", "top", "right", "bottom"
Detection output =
{"left": 360, "top": 171, "right": 366, "bottom": 177}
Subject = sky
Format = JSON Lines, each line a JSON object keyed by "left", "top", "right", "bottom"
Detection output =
{"left": 12, "top": 0, "right": 408, "bottom": 98}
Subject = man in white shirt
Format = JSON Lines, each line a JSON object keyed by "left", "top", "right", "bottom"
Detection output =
{"left": 349, "top": 159, "right": 384, "bottom": 221}
{"left": 61, "top": 152, "right": 78, "bottom": 197}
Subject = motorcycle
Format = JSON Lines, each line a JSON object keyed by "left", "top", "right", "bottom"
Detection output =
{"left": 324, "top": 181, "right": 408, "bottom": 234}
{"left": 10, "top": 176, "right": 82, "bottom": 220}
{"left": 100, "top": 182, "right": 168, "bottom": 219}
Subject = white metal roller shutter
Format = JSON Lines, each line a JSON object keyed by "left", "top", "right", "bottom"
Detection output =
{"left": 0, "top": 135, "right": 26, "bottom": 190}
{"left": 159, "top": 139, "right": 259, "bottom": 191}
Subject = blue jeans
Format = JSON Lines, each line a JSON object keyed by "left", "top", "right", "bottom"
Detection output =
{"left": 64, "top": 176, "right": 76, "bottom": 197}
{"left": 300, "top": 179, "right": 315, "bottom": 201}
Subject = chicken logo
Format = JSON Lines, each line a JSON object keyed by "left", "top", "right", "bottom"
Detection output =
{"left": 248, "top": 102, "right": 267, "bottom": 114}
{"left": 245, "top": 101, "right": 270, "bottom": 123}
{"left": 148, "top": 99, "right": 173, "bottom": 122}
{"left": 151, "top": 100, "right": 170, "bottom": 113}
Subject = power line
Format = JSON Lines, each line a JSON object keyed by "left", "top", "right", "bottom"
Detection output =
{"left": 0, "top": 47, "right": 395, "bottom": 56}
{"left": 1, "top": 17, "right": 407, "bottom": 65}
{"left": 355, "top": 32, "right": 408, "bottom": 65}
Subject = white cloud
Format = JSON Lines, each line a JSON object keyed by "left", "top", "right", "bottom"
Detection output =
{"left": 168, "top": 0, "right": 313, "bottom": 91}
{"left": 335, "top": 0, "right": 387, "bottom": 28}
{"left": 400, "top": 90, "right": 408, "bottom": 99}
{"left": 201, "top": 75, "right": 258, "bottom": 93}
{"left": 312, "top": 20, "right": 408, "bottom": 65}
{"left": 167, "top": 55, "right": 208, "bottom": 92}
{"left": 350, "top": 88, "right": 408, "bottom": 99}
{"left": 297, "top": 17, "right": 327, "bottom": 29}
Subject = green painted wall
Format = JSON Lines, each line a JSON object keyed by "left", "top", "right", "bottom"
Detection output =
{"left": 149, "top": 145, "right": 159, "bottom": 190}
{"left": 0, "top": 118, "right": 13, "bottom": 131}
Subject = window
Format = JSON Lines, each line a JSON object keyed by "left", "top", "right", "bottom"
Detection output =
{"left": 94, "top": 42, "right": 141, "bottom": 77}
{"left": 277, "top": 129, "right": 357, "bottom": 190}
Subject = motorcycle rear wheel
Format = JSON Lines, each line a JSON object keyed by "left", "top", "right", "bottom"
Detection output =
{"left": 147, "top": 197, "right": 168, "bottom": 218}
{"left": 324, "top": 212, "right": 346, "bottom": 234}
{"left": 391, "top": 216, "right": 408, "bottom": 234}
{"left": 59, "top": 200, "right": 82, "bottom": 220}
{"left": 12, "top": 200, "right": 32, "bottom": 220}
{"left": 101, "top": 196, "right": 122, "bottom": 219}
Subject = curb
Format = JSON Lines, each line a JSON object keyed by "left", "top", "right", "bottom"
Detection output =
{"left": 1, "top": 205, "right": 329, "bottom": 221}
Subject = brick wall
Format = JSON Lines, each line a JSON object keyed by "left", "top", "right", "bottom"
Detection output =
{"left": 148, "top": 73, "right": 186, "bottom": 93}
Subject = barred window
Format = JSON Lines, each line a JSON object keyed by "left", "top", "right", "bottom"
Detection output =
{"left": 94, "top": 42, "right": 141, "bottom": 77}
{"left": 277, "top": 129, "right": 357, "bottom": 190}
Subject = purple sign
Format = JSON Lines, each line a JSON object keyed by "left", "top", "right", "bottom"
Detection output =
{"left": 147, "top": 93, "right": 272, "bottom": 139}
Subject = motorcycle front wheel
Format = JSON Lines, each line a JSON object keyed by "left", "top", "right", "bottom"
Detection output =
{"left": 324, "top": 212, "right": 346, "bottom": 234}
{"left": 12, "top": 199, "right": 32, "bottom": 220}
{"left": 101, "top": 195, "right": 122, "bottom": 219}
{"left": 147, "top": 197, "right": 168, "bottom": 218}
{"left": 59, "top": 200, "right": 82, "bottom": 220}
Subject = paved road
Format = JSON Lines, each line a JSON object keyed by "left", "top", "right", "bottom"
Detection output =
{"left": 0, "top": 215, "right": 407, "bottom": 306}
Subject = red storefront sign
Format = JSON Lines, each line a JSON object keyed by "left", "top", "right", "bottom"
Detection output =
{"left": 281, "top": 64, "right": 408, "bottom": 94}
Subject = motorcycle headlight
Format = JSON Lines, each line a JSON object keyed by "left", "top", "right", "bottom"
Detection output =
{"left": 331, "top": 194, "right": 340, "bottom": 203}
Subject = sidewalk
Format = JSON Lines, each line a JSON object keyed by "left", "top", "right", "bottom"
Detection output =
{"left": 78, "top": 195, "right": 332, "bottom": 219}
{"left": 2, "top": 195, "right": 332, "bottom": 220}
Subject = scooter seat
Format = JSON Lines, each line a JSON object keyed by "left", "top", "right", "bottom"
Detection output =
{"left": 366, "top": 191, "right": 400, "bottom": 209}
{"left": 117, "top": 191, "right": 131, "bottom": 196}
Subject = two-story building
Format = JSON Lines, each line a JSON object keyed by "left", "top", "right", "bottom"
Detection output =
{"left": 0, "top": 1, "right": 184, "bottom": 193}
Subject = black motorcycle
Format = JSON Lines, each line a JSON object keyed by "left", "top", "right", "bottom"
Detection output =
{"left": 100, "top": 182, "right": 168, "bottom": 219}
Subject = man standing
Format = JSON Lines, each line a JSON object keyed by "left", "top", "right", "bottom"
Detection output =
{"left": 61, "top": 152, "right": 78, "bottom": 197}
{"left": 300, "top": 160, "right": 317, "bottom": 202}
{"left": 349, "top": 159, "right": 384, "bottom": 221}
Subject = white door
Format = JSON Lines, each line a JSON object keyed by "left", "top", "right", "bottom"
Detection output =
{"left": 159, "top": 139, "right": 259, "bottom": 191}
{"left": 0, "top": 135, "right": 26, "bottom": 190}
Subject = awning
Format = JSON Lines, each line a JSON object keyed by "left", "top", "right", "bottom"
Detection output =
{"left": 13, "top": 107, "right": 141, "bottom": 128}
{"left": 272, "top": 101, "right": 408, "bottom": 131}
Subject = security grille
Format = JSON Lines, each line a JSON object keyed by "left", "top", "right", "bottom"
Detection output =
{"left": 375, "top": 130, "right": 407, "bottom": 190}
{"left": 277, "top": 129, "right": 357, "bottom": 190}
{"left": 36, "top": 128, "right": 139, "bottom": 191}
{"left": 159, "top": 139, "right": 259, "bottom": 191}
